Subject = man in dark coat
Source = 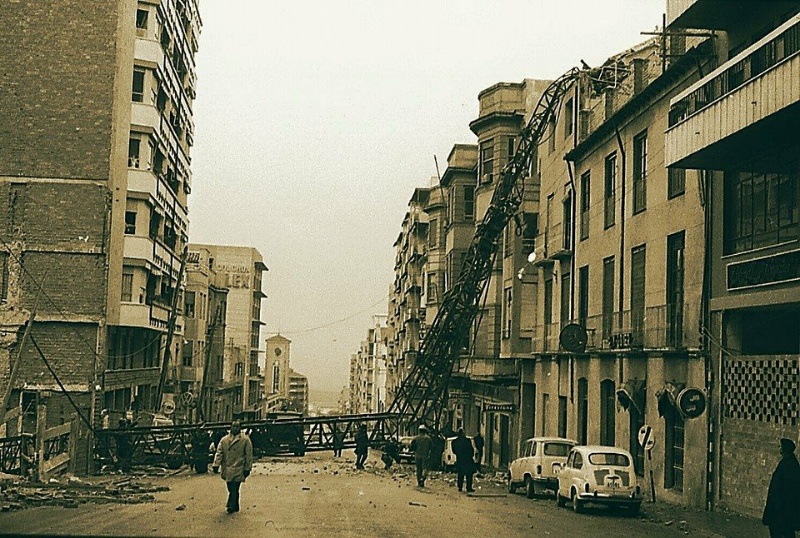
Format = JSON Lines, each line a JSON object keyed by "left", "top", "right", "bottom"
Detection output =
{"left": 763, "top": 437, "right": 800, "bottom": 538}
{"left": 354, "top": 424, "right": 369, "bottom": 469}
{"left": 410, "top": 424, "right": 433, "bottom": 487}
{"left": 452, "top": 428, "right": 476, "bottom": 492}
{"left": 473, "top": 431, "right": 484, "bottom": 473}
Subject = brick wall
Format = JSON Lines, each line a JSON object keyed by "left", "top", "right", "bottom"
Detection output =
{"left": 17, "top": 321, "right": 99, "bottom": 389}
{"left": 719, "top": 418, "right": 799, "bottom": 517}
{"left": 0, "top": 0, "right": 121, "bottom": 179}
{"left": 20, "top": 252, "right": 107, "bottom": 317}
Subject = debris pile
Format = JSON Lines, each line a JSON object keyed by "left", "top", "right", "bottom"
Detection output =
{"left": 0, "top": 475, "right": 169, "bottom": 513}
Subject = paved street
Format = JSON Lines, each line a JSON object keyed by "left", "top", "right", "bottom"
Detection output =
{"left": 0, "top": 452, "right": 764, "bottom": 537}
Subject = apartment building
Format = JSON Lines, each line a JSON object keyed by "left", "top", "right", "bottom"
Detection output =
{"left": 349, "top": 315, "right": 388, "bottom": 414}
{"left": 287, "top": 369, "right": 309, "bottom": 415}
{"left": 191, "top": 245, "right": 267, "bottom": 419}
{"left": 0, "top": 0, "right": 201, "bottom": 470}
{"left": 665, "top": 1, "right": 800, "bottom": 516}
{"left": 386, "top": 188, "right": 430, "bottom": 410}
{"left": 180, "top": 248, "right": 228, "bottom": 422}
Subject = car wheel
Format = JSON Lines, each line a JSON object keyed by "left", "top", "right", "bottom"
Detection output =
{"left": 525, "top": 477, "right": 535, "bottom": 499}
{"left": 571, "top": 489, "right": 584, "bottom": 513}
{"left": 556, "top": 490, "right": 567, "bottom": 507}
{"left": 508, "top": 475, "right": 517, "bottom": 494}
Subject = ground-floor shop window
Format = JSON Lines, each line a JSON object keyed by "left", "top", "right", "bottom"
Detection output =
{"left": 664, "top": 406, "right": 685, "bottom": 491}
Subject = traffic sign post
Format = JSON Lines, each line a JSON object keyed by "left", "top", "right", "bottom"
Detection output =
{"left": 638, "top": 424, "right": 656, "bottom": 503}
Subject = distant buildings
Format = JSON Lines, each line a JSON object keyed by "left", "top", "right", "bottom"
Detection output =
{"left": 348, "top": 315, "right": 388, "bottom": 414}
{"left": 264, "top": 334, "right": 309, "bottom": 415}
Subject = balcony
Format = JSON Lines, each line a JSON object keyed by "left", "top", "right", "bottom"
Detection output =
{"left": 666, "top": 15, "right": 800, "bottom": 168}
{"left": 131, "top": 101, "right": 160, "bottom": 131}
{"left": 134, "top": 36, "right": 164, "bottom": 66}
{"left": 452, "top": 357, "right": 517, "bottom": 380}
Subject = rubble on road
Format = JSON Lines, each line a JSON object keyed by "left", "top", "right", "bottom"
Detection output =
{"left": 0, "top": 474, "right": 169, "bottom": 513}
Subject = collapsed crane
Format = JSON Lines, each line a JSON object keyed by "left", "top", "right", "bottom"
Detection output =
{"left": 386, "top": 67, "right": 585, "bottom": 434}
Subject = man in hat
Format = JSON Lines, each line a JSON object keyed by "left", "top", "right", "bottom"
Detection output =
{"left": 452, "top": 428, "right": 476, "bottom": 492}
{"left": 213, "top": 420, "right": 253, "bottom": 514}
{"left": 763, "top": 437, "right": 800, "bottom": 537}
{"left": 410, "top": 424, "right": 432, "bottom": 487}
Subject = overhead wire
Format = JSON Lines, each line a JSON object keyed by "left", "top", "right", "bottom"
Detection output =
{"left": 265, "top": 293, "right": 390, "bottom": 335}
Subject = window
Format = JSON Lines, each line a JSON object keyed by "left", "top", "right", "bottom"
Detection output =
{"left": 480, "top": 139, "right": 494, "bottom": 183}
{"left": 428, "top": 218, "right": 438, "bottom": 248}
{"left": 464, "top": 185, "right": 475, "bottom": 221}
{"left": 272, "top": 364, "right": 280, "bottom": 393}
{"left": 580, "top": 171, "right": 590, "bottom": 240}
{"left": 522, "top": 213, "right": 537, "bottom": 255}
{"left": 184, "top": 291, "right": 195, "bottom": 318}
{"left": 666, "top": 232, "right": 685, "bottom": 348}
{"left": 132, "top": 67, "right": 145, "bottom": 102}
{"left": 668, "top": 168, "right": 685, "bottom": 199}
{"left": 503, "top": 287, "right": 512, "bottom": 339}
{"left": 724, "top": 168, "right": 798, "bottom": 254}
{"left": 578, "top": 265, "right": 589, "bottom": 325}
{"left": 664, "top": 405, "right": 685, "bottom": 491}
{"left": 128, "top": 137, "right": 141, "bottom": 168}
{"left": 235, "top": 362, "right": 244, "bottom": 378}
{"left": 136, "top": 8, "right": 149, "bottom": 30}
{"left": 631, "top": 245, "right": 646, "bottom": 345}
{"left": 541, "top": 393, "right": 549, "bottom": 435}
{"left": 560, "top": 270, "right": 571, "bottom": 327}
{"left": 558, "top": 395, "right": 567, "bottom": 438}
{"left": 604, "top": 153, "right": 617, "bottom": 228}
{"left": 426, "top": 272, "right": 437, "bottom": 304}
{"left": 562, "top": 194, "right": 573, "bottom": 250}
{"left": 564, "top": 98, "right": 574, "bottom": 139}
{"left": 573, "top": 451, "right": 583, "bottom": 470}
{"left": 577, "top": 378, "right": 588, "bottom": 444}
{"left": 548, "top": 117, "right": 556, "bottom": 154}
{"left": 633, "top": 130, "right": 647, "bottom": 213}
{"left": 121, "top": 272, "right": 133, "bottom": 302}
{"left": 183, "top": 344, "right": 193, "bottom": 367}
{"left": 124, "top": 211, "right": 136, "bottom": 235}
{"left": 149, "top": 210, "right": 161, "bottom": 240}
{"left": 602, "top": 256, "right": 615, "bottom": 340}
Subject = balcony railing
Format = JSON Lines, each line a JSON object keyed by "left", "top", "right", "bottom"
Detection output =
{"left": 669, "top": 16, "right": 800, "bottom": 127}
{"left": 530, "top": 303, "right": 695, "bottom": 354}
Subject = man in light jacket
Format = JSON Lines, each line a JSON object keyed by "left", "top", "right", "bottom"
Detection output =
{"left": 213, "top": 420, "right": 253, "bottom": 513}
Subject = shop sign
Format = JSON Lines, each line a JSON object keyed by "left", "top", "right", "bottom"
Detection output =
{"left": 677, "top": 387, "right": 707, "bottom": 419}
{"left": 484, "top": 403, "right": 515, "bottom": 413}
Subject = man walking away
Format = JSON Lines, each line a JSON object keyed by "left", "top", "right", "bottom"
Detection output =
{"left": 355, "top": 424, "right": 369, "bottom": 469}
{"left": 763, "top": 437, "right": 800, "bottom": 538}
{"left": 410, "top": 424, "right": 432, "bottom": 487}
{"left": 473, "top": 431, "right": 484, "bottom": 474}
{"left": 452, "top": 428, "right": 476, "bottom": 492}
{"left": 332, "top": 425, "right": 344, "bottom": 458}
{"left": 213, "top": 420, "right": 253, "bottom": 514}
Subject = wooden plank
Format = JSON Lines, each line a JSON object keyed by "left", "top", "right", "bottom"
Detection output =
{"left": 2, "top": 407, "right": 21, "bottom": 424}
{"left": 42, "top": 452, "right": 69, "bottom": 474}
{"left": 42, "top": 422, "right": 71, "bottom": 440}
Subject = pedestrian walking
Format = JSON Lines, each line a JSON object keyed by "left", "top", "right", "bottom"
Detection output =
{"left": 212, "top": 420, "right": 253, "bottom": 514}
{"left": 452, "top": 428, "right": 476, "bottom": 492}
{"left": 382, "top": 437, "right": 400, "bottom": 470}
{"left": 410, "top": 424, "right": 433, "bottom": 487}
{"left": 355, "top": 424, "right": 369, "bottom": 469}
{"left": 763, "top": 437, "right": 800, "bottom": 538}
{"left": 473, "top": 431, "right": 484, "bottom": 473}
{"left": 115, "top": 419, "right": 132, "bottom": 473}
{"left": 332, "top": 425, "right": 344, "bottom": 458}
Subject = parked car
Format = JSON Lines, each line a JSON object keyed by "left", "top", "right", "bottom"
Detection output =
{"left": 397, "top": 436, "right": 415, "bottom": 463}
{"left": 556, "top": 445, "right": 642, "bottom": 515}
{"left": 508, "top": 437, "right": 576, "bottom": 498}
{"left": 441, "top": 435, "right": 474, "bottom": 471}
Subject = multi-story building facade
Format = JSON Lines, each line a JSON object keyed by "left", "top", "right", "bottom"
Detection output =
{"left": 180, "top": 248, "right": 228, "bottom": 422}
{"left": 386, "top": 189, "right": 430, "bottom": 408}
{"left": 287, "top": 369, "right": 309, "bottom": 415}
{"left": 665, "top": 1, "right": 800, "bottom": 516}
{"left": 190, "top": 245, "right": 267, "bottom": 419}
{"left": 0, "top": 0, "right": 201, "bottom": 469}
{"left": 264, "top": 334, "right": 291, "bottom": 412}
{"left": 349, "top": 315, "right": 388, "bottom": 414}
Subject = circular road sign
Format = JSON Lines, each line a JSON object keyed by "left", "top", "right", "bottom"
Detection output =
{"left": 677, "top": 387, "right": 707, "bottom": 419}
{"left": 638, "top": 424, "right": 655, "bottom": 451}
{"left": 161, "top": 400, "right": 176, "bottom": 416}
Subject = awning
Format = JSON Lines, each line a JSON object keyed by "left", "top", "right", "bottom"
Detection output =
{"left": 616, "top": 379, "right": 645, "bottom": 415}
{"left": 656, "top": 382, "right": 686, "bottom": 418}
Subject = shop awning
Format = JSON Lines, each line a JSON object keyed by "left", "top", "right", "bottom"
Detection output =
{"left": 616, "top": 379, "right": 645, "bottom": 415}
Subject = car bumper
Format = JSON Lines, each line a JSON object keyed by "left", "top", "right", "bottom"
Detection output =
{"left": 577, "top": 492, "right": 641, "bottom": 506}
{"left": 532, "top": 477, "right": 559, "bottom": 490}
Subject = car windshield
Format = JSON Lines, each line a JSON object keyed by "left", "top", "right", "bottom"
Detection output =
{"left": 543, "top": 443, "right": 572, "bottom": 456}
{"left": 588, "top": 452, "right": 630, "bottom": 466}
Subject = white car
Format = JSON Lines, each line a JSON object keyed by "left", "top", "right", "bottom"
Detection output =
{"left": 508, "top": 437, "right": 575, "bottom": 497}
{"left": 556, "top": 445, "right": 643, "bottom": 515}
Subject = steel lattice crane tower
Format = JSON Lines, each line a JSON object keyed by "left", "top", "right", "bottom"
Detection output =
{"left": 386, "top": 68, "right": 584, "bottom": 433}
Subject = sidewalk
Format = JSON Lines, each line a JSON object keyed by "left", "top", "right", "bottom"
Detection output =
{"left": 640, "top": 500, "right": 765, "bottom": 538}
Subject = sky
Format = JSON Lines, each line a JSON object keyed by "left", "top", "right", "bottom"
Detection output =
{"left": 189, "top": 1, "right": 666, "bottom": 399}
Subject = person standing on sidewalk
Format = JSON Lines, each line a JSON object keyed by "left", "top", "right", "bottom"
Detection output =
{"left": 213, "top": 420, "right": 253, "bottom": 514}
{"left": 452, "top": 428, "right": 476, "bottom": 492}
{"left": 763, "top": 437, "right": 800, "bottom": 538}
{"left": 410, "top": 424, "right": 433, "bottom": 487}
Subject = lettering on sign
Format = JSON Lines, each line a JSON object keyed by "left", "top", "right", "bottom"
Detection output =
{"left": 484, "top": 403, "right": 515, "bottom": 413}
{"left": 224, "top": 272, "right": 251, "bottom": 289}
{"left": 727, "top": 250, "right": 800, "bottom": 290}
{"left": 677, "top": 387, "right": 707, "bottom": 419}
{"left": 609, "top": 332, "right": 634, "bottom": 349}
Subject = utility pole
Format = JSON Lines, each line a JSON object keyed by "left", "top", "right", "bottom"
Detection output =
{"left": 0, "top": 307, "right": 37, "bottom": 425}
{"left": 156, "top": 246, "right": 188, "bottom": 412}
{"left": 196, "top": 304, "right": 221, "bottom": 422}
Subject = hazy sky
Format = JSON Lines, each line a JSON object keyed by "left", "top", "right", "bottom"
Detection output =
{"left": 190, "top": 1, "right": 666, "bottom": 396}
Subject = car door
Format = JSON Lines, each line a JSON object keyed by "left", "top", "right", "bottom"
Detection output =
{"left": 559, "top": 449, "right": 576, "bottom": 496}
{"left": 511, "top": 439, "right": 530, "bottom": 481}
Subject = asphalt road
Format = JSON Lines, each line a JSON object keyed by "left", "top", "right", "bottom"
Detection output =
{"left": 0, "top": 452, "right": 732, "bottom": 537}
